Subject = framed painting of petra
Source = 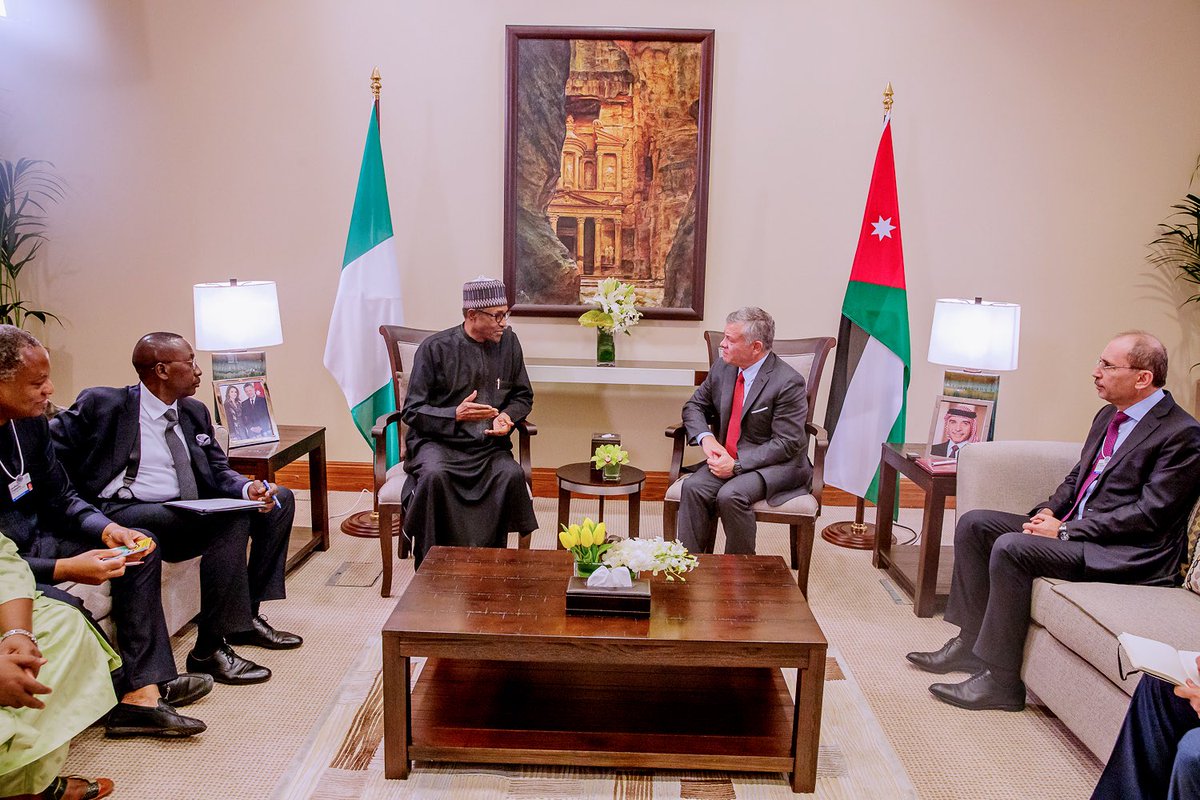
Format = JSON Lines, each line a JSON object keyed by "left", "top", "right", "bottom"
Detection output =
{"left": 503, "top": 26, "right": 714, "bottom": 320}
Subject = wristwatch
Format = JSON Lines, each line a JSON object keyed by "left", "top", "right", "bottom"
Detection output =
{"left": 732, "top": 460, "right": 744, "bottom": 476}
{"left": 1058, "top": 523, "right": 1070, "bottom": 541}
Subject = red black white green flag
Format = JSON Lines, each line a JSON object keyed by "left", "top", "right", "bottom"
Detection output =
{"left": 824, "top": 114, "right": 911, "bottom": 504}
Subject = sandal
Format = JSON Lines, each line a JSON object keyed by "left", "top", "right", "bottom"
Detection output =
{"left": 42, "top": 776, "right": 114, "bottom": 800}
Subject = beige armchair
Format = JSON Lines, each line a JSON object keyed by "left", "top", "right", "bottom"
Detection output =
{"left": 662, "top": 332, "right": 835, "bottom": 594}
{"left": 371, "top": 324, "right": 535, "bottom": 597}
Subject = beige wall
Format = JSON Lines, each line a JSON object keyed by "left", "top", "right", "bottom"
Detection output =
{"left": 2, "top": 0, "right": 1199, "bottom": 470}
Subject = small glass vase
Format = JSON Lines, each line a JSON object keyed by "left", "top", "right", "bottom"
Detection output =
{"left": 596, "top": 329, "right": 616, "bottom": 365}
{"left": 574, "top": 559, "right": 604, "bottom": 578}
{"left": 602, "top": 462, "right": 622, "bottom": 482}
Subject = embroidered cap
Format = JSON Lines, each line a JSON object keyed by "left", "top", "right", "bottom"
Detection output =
{"left": 462, "top": 276, "right": 508, "bottom": 310}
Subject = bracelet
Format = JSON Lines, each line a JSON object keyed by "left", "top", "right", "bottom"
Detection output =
{"left": 1, "top": 628, "right": 38, "bottom": 646}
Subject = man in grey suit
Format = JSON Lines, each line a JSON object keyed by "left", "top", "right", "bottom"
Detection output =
{"left": 908, "top": 331, "right": 1200, "bottom": 712}
{"left": 678, "top": 307, "right": 810, "bottom": 555}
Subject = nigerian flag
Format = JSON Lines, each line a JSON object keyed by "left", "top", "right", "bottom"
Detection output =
{"left": 823, "top": 114, "right": 910, "bottom": 504}
{"left": 324, "top": 99, "right": 404, "bottom": 460}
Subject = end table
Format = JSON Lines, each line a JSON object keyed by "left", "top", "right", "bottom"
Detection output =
{"left": 227, "top": 425, "right": 330, "bottom": 572}
{"left": 556, "top": 462, "right": 645, "bottom": 543}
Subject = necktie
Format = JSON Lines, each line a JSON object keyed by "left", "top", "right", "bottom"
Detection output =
{"left": 163, "top": 408, "right": 199, "bottom": 500}
{"left": 1065, "top": 410, "right": 1129, "bottom": 520}
{"left": 950, "top": 444, "right": 959, "bottom": 459}
{"left": 724, "top": 371, "right": 745, "bottom": 459}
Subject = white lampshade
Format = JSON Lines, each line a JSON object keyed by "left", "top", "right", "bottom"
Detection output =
{"left": 193, "top": 280, "right": 283, "bottom": 351}
{"left": 927, "top": 298, "right": 1020, "bottom": 371}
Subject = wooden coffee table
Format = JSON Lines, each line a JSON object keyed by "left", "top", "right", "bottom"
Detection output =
{"left": 382, "top": 547, "right": 827, "bottom": 793}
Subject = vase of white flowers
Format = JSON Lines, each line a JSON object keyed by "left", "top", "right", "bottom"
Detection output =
{"left": 578, "top": 278, "right": 642, "bottom": 366}
{"left": 603, "top": 537, "right": 699, "bottom": 582}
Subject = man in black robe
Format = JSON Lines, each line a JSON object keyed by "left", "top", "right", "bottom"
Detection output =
{"left": 400, "top": 277, "right": 538, "bottom": 566}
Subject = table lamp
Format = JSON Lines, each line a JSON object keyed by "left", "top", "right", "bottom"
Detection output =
{"left": 927, "top": 297, "right": 1020, "bottom": 439}
{"left": 193, "top": 278, "right": 283, "bottom": 418}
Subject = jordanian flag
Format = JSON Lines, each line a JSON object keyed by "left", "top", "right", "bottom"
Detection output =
{"left": 324, "top": 100, "right": 404, "bottom": 462}
{"left": 824, "top": 114, "right": 910, "bottom": 505}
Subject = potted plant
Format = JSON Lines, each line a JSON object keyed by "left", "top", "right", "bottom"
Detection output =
{"left": 591, "top": 443, "right": 629, "bottom": 482}
{"left": 0, "top": 158, "right": 63, "bottom": 327}
{"left": 577, "top": 278, "right": 643, "bottom": 365}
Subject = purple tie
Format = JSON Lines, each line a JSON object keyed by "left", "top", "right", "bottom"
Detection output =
{"left": 1065, "top": 410, "right": 1130, "bottom": 521}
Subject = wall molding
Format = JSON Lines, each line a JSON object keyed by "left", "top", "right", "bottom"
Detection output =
{"left": 274, "top": 460, "right": 948, "bottom": 509}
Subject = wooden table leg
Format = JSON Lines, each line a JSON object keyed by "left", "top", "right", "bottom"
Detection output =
{"left": 308, "top": 435, "right": 330, "bottom": 551}
{"left": 913, "top": 485, "right": 949, "bottom": 618}
{"left": 598, "top": 496, "right": 605, "bottom": 522}
{"left": 557, "top": 483, "right": 571, "bottom": 549}
{"left": 872, "top": 450, "right": 897, "bottom": 569}
{"left": 792, "top": 648, "right": 826, "bottom": 793}
{"left": 628, "top": 489, "right": 641, "bottom": 539}
{"left": 382, "top": 639, "right": 410, "bottom": 779}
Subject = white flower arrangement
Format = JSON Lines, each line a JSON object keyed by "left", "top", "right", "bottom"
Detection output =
{"left": 577, "top": 278, "right": 643, "bottom": 335}
{"left": 602, "top": 537, "right": 699, "bottom": 581}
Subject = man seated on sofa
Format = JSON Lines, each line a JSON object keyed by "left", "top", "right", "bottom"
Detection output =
{"left": 0, "top": 324, "right": 208, "bottom": 738}
{"left": 50, "top": 332, "right": 301, "bottom": 690}
{"left": 1091, "top": 660, "right": 1200, "bottom": 799}
{"left": 907, "top": 331, "right": 1200, "bottom": 711}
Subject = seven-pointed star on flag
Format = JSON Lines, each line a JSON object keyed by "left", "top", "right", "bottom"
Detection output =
{"left": 871, "top": 216, "right": 896, "bottom": 240}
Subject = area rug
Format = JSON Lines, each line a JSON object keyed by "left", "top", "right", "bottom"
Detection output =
{"left": 270, "top": 634, "right": 916, "bottom": 800}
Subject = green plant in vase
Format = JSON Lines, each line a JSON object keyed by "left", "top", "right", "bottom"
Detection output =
{"left": 592, "top": 443, "right": 629, "bottom": 481}
{"left": 0, "top": 159, "right": 63, "bottom": 327}
{"left": 559, "top": 518, "right": 612, "bottom": 577}
{"left": 578, "top": 278, "right": 642, "bottom": 365}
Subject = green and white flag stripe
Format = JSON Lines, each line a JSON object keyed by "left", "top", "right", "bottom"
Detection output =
{"left": 324, "top": 102, "right": 404, "bottom": 459}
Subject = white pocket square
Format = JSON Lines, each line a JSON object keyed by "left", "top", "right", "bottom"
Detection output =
{"left": 750, "top": 406, "right": 769, "bottom": 414}
{"left": 195, "top": 434, "right": 212, "bottom": 446}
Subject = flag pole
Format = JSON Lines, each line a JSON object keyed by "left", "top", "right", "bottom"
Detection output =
{"left": 341, "top": 67, "right": 402, "bottom": 542}
{"left": 820, "top": 82, "right": 896, "bottom": 551}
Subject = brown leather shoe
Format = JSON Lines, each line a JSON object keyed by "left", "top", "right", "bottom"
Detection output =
{"left": 42, "top": 775, "right": 114, "bottom": 800}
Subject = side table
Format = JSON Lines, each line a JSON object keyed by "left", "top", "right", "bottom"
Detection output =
{"left": 872, "top": 442, "right": 957, "bottom": 617}
{"left": 227, "top": 424, "right": 330, "bottom": 572}
{"left": 556, "top": 462, "right": 645, "bottom": 541}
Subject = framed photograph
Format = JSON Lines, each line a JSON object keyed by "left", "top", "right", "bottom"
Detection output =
{"left": 926, "top": 396, "right": 995, "bottom": 459}
{"left": 503, "top": 26, "right": 714, "bottom": 320}
{"left": 214, "top": 377, "right": 279, "bottom": 448}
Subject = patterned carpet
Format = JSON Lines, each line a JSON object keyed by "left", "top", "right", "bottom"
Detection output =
{"left": 270, "top": 636, "right": 916, "bottom": 800}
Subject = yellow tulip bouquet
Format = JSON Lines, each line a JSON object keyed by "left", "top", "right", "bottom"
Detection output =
{"left": 559, "top": 518, "right": 612, "bottom": 577}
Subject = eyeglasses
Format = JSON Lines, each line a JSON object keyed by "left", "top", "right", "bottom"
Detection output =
{"left": 160, "top": 358, "right": 199, "bottom": 369}
{"left": 473, "top": 309, "right": 510, "bottom": 323}
{"left": 1095, "top": 359, "right": 1141, "bottom": 372}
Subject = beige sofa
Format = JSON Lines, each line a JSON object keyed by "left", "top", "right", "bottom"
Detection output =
{"left": 956, "top": 440, "right": 1200, "bottom": 760}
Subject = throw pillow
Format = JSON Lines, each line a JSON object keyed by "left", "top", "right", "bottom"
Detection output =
{"left": 1182, "top": 496, "right": 1200, "bottom": 594}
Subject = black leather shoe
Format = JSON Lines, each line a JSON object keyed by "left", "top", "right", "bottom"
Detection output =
{"left": 929, "top": 669, "right": 1027, "bottom": 711}
{"left": 226, "top": 614, "right": 303, "bottom": 650}
{"left": 906, "top": 636, "right": 986, "bottom": 674}
{"left": 158, "top": 672, "right": 214, "bottom": 708}
{"left": 105, "top": 699, "right": 207, "bottom": 738}
{"left": 186, "top": 644, "right": 271, "bottom": 685}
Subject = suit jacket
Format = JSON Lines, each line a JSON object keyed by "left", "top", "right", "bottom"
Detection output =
{"left": 682, "top": 351, "right": 811, "bottom": 505}
{"left": 0, "top": 416, "right": 113, "bottom": 583}
{"left": 930, "top": 441, "right": 961, "bottom": 457}
{"left": 50, "top": 385, "right": 249, "bottom": 504}
{"left": 240, "top": 394, "right": 272, "bottom": 436}
{"left": 1033, "top": 391, "right": 1200, "bottom": 584}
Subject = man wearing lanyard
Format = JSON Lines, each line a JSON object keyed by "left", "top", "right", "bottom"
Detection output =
{"left": 0, "top": 325, "right": 209, "bottom": 738}
{"left": 50, "top": 332, "right": 300, "bottom": 693}
{"left": 677, "top": 307, "right": 810, "bottom": 555}
{"left": 907, "top": 331, "right": 1200, "bottom": 711}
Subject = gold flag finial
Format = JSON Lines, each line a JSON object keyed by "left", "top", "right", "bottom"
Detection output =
{"left": 371, "top": 67, "right": 381, "bottom": 100}
{"left": 882, "top": 82, "right": 894, "bottom": 113}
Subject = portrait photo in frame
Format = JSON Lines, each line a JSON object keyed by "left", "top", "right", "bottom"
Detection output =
{"left": 926, "top": 395, "right": 995, "bottom": 459}
{"left": 214, "top": 377, "right": 279, "bottom": 448}
{"left": 503, "top": 26, "right": 714, "bottom": 320}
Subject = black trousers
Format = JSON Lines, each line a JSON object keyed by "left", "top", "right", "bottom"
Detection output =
{"left": 101, "top": 488, "right": 295, "bottom": 640}
{"left": 944, "top": 509, "right": 1086, "bottom": 673}
{"left": 47, "top": 531, "right": 176, "bottom": 697}
{"left": 1092, "top": 676, "right": 1200, "bottom": 799}
{"left": 677, "top": 466, "right": 768, "bottom": 555}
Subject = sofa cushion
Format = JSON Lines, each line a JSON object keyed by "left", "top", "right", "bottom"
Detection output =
{"left": 1031, "top": 578, "right": 1200, "bottom": 694}
{"left": 664, "top": 476, "right": 819, "bottom": 515}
